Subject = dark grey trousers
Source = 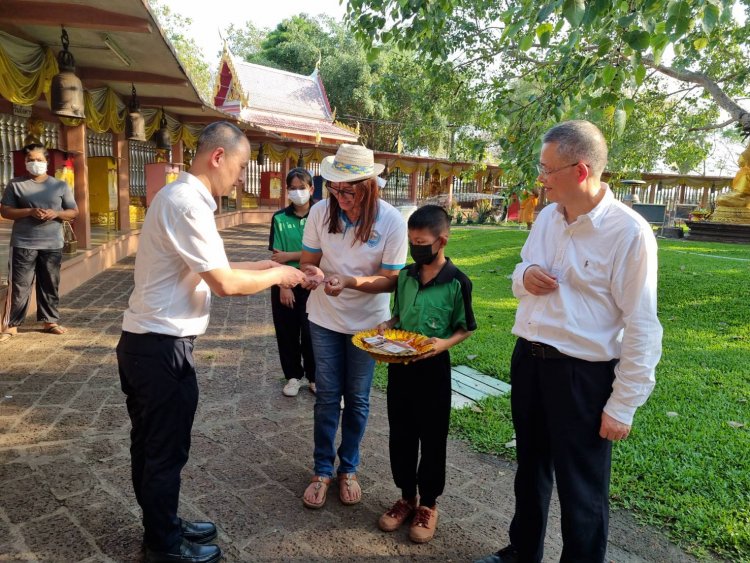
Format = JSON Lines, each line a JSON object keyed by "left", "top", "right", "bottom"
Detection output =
{"left": 5, "top": 247, "right": 62, "bottom": 327}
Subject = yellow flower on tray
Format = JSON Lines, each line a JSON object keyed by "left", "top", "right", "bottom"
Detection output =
{"left": 352, "top": 329, "right": 434, "bottom": 364}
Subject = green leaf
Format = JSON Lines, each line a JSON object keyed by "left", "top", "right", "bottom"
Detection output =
{"left": 536, "top": 3, "right": 556, "bottom": 22}
{"left": 602, "top": 64, "right": 618, "bottom": 86}
{"left": 502, "top": 20, "right": 525, "bottom": 41}
{"left": 618, "top": 13, "right": 637, "bottom": 28}
{"left": 702, "top": 4, "right": 720, "bottom": 34}
{"left": 597, "top": 37, "right": 613, "bottom": 56}
{"left": 621, "top": 98, "right": 635, "bottom": 116}
{"left": 634, "top": 63, "right": 647, "bottom": 85}
{"left": 563, "top": 0, "right": 586, "bottom": 28}
{"left": 693, "top": 37, "right": 709, "bottom": 50}
{"left": 366, "top": 46, "right": 381, "bottom": 64}
{"left": 650, "top": 32, "right": 670, "bottom": 65}
{"left": 536, "top": 22, "right": 554, "bottom": 47}
{"left": 623, "top": 30, "right": 652, "bottom": 51}
{"left": 519, "top": 31, "right": 534, "bottom": 51}
{"left": 614, "top": 108, "right": 627, "bottom": 136}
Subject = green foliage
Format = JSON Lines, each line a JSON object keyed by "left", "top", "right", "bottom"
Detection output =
{"left": 404, "top": 227, "right": 750, "bottom": 559}
{"left": 474, "top": 198, "right": 493, "bottom": 224}
{"left": 223, "top": 22, "right": 267, "bottom": 61}
{"left": 226, "top": 14, "right": 489, "bottom": 155}
{"left": 148, "top": 0, "right": 213, "bottom": 101}
{"left": 346, "top": 0, "right": 750, "bottom": 182}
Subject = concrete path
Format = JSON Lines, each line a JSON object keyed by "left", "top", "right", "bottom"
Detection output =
{"left": 0, "top": 225, "right": 713, "bottom": 562}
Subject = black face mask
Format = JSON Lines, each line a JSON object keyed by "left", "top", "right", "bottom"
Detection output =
{"left": 409, "top": 241, "right": 438, "bottom": 265}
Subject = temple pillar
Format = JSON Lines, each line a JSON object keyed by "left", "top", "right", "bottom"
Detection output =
{"left": 62, "top": 123, "right": 90, "bottom": 249}
{"left": 113, "top": 131, "right": 130, "bottom": 232}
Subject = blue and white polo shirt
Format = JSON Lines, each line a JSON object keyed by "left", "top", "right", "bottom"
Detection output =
{"left": 302, "top": 198, "right": 407, "bottom": 334}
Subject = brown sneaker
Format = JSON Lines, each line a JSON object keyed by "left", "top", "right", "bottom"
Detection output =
{"left": 409, "top": 505, "right": 438, "bottom": 543}
{"left": 378, "top": 498, "right": 416, "bottom": 532}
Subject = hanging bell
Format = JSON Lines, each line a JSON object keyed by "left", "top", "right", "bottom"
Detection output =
{"left": 50, "top": 28, "right": 85, "bottom": 119}
{"left": 256, "top": 143, "right": 264, "bottom": 167}
{"left": 424, "top": 167, "right": 431, "bottom": 182}
{"left": 154, "top": 110, "right": 171, "bottom": 150}
{"left": 126, "top": 84, "right": 146, "bottom": 142}
{"left": 297, "top": 149, "right": 304, "bottom": 168}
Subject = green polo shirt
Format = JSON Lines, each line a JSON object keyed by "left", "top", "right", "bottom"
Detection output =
{"left": 268, "top": 205, "right": 308, "bottom": 268}
{"left": 393, "top": 258, "right": 477, "bottom": 339}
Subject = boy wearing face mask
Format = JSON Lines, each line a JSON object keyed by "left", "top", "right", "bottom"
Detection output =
{"left": 1, "top": 144, "right": 78, "bottom": 342}
{"left": 269, "top": 168, "right": 316, "bottom": 396}
{"left": 375, "top": 204, "right": 476, "bottom": 543}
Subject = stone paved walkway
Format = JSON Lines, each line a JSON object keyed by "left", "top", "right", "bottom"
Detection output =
{"left": 0, "top": 225, "right": 714, "bottom": 562}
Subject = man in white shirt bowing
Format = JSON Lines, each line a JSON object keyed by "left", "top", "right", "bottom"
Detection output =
{"left": 476, "top": 120, "right": 662, "bottom": 563}
{"left": 117, "top": 122, "right": 305, "bottom": 563}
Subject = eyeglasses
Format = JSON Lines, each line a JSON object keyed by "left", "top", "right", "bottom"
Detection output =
{"left": 327, "top": 183, "right": 357, "bottom": 198}
{"left": 536, "top": 162, "right": 586, "bottom": 176}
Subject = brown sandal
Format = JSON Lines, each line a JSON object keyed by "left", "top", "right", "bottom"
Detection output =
{"left": 42, "top": 324, "right": 68, "bottom": 335}
{"left": 338, "top": 473, "right": 361, "bottom": 505}
{"left": 302, "top": 476, "right": 331, "bottom": 509}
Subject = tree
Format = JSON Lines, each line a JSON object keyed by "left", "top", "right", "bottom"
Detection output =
{"left": 346, "top": 0, "right": 750, "bottom": 179}
{"left": 223, "top": 22, "right": 267, "bottom": 61}
{"left": 227, "top": 14, "right": 489, "bottom": 156}
{"left": 148, "top": 0, "right": 213, "bottom": 101}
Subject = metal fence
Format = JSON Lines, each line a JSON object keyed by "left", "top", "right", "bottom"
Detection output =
{"left": 128, "top": 140, "right": 158, "bottom": 197}
{"left": 86, "top": 131, "right": 114, "bottom": 158}
{"left": 0, "top": 114, "right": 60, "bottom": 191}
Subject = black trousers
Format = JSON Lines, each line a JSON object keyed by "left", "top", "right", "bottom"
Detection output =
{"left": 386, "top": 352, "right": 451, "bottom": 507}
{"left": 117, "top": 331, "right": 199, "bottom": 551}
{"left": 5, "top": 247, "right": 62, "bottom": 327}
{"left": 509, "top": 338, "right": 617, "bottom": 563}
{"left": 271, "top": 284, "right": 315, "bottom": 382}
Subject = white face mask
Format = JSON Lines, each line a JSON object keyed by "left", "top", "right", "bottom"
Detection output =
{"left": 26, "top": 161, "right": 48, "bottom": 176}
{"left": 289, "top": 189, "right": 311, "bottom": 206}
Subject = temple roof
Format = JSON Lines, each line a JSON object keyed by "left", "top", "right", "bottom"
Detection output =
{"left": 214, "top": 50, "right": 358, "bottom": 143}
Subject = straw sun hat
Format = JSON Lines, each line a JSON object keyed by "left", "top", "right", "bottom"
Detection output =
{"left": 320, "top": 144, "right": 385, "bottom": 183}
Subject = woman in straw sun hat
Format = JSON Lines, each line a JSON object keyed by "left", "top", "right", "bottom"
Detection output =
{"left": 299, "top": 144, "right": 407, "bottom": 509}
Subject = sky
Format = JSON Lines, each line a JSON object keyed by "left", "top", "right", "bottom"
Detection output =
{"left": 160, "top": 0, "right": 347, "bottom": 66}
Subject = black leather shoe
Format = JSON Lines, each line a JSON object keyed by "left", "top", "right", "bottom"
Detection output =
{"left": 474, "top": 545, "right": 520, "bottom": 563}
{"left": 145, "top": 539, "right": 222, "bottom": 563}
{"left": 180, "top": 519, "right": 218, "bottom": 544}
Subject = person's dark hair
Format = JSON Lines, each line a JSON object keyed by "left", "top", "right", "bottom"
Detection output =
{"left": 324, "top": 177, "right": 379, "bottom": 245}
{"left": 196, "top": 121, "right": 247, "bottom": 156}
{"left": 408, "top": 204, "right": 451, "bottom": 237}
{"left": 542, "top": 120, "right": 608, "bottom": 177}
{"left": 287, "top": 167, "right": 312, "bottom": 188}
{"left": 23, "top": 144, "right": 48, "bottom": 159}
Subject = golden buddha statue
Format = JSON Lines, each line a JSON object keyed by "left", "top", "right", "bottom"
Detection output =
{"left": 710, "top": 145, "right": 750, "bottom": 224}
{"left": 717, "top": 145, "right": 750, "bottom": 207}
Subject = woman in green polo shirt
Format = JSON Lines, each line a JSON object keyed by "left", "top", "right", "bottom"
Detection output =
{"left": 269, "top": 168, "right": 316, "bottom": 396}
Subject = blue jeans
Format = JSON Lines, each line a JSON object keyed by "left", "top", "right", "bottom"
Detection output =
{"left": 310, "top": 322, "right": 375, "bottom": 478}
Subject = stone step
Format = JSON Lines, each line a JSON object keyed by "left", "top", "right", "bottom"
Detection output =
{"left": 451, "top": 364, "right": 510, "bottom": 408}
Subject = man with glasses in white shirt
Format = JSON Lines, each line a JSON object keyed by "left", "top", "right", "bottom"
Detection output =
{"left": 476, "top": 120, "right": 662, "bottom": 563}
{"left": 117, "top": 122, "right": 305, "bottom": 563}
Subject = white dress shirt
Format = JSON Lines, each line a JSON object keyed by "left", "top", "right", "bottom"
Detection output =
{"left": 512, "top": 188, "right": 662, "bottom": 425}
{"left": 122, "top": 172, "right": 230, "bottom": 337}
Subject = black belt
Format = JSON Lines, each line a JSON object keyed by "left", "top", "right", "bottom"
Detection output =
{"left": 528, "top": 341, "right": 568, "bottom": 360}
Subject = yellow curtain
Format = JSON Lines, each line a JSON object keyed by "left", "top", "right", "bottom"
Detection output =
{"left": 60, "top": 88, "right": 127, "bottom": 133}
{"left": 0, "top": 32, "right": 58, "bottom": 105}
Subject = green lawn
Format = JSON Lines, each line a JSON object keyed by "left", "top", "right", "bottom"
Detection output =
{"left": 376, "top": 227, "right": 750, "bottom": 560}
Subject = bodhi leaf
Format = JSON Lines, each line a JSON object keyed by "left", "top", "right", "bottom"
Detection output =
{"left": 614, "top": 108, "right": 627, "bottom": 136}
{"left": 562, "top": 0, "right": 586, "bottom": 28}
{"left": 624, "top": 29, "right": 652, "bottom": 51}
